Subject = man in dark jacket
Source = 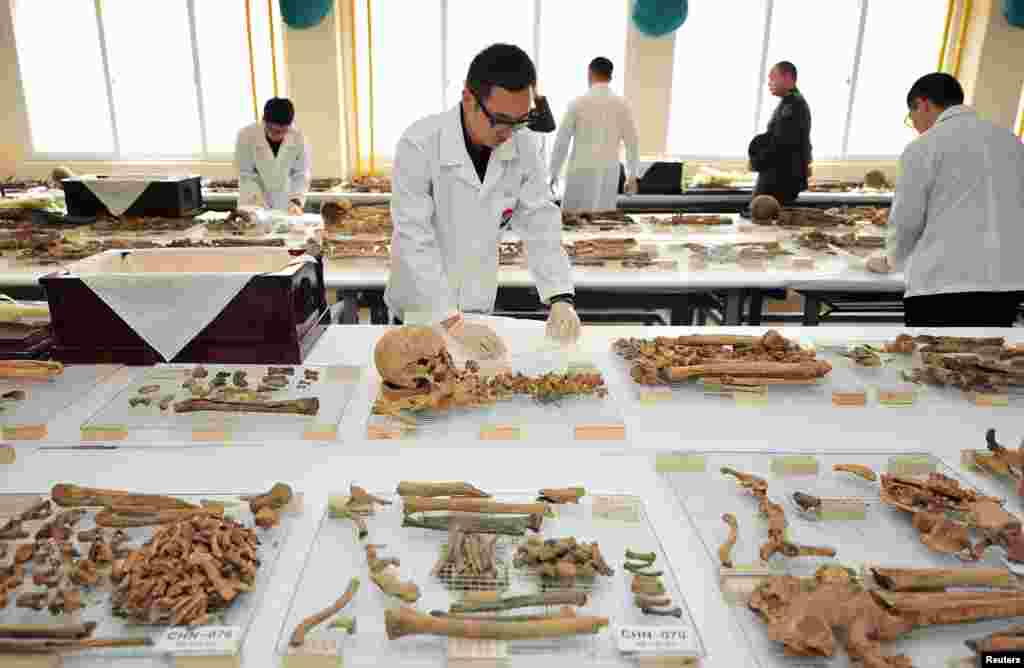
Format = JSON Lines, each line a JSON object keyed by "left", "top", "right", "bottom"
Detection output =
{"left": 748, "top": 61, "right": 812, "bottom": 206}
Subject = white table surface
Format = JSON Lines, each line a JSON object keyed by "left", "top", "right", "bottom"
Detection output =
{"left": 2, "top": 323, "right": 1020, "bottom": 667}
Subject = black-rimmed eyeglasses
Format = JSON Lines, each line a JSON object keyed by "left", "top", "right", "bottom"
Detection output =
{"left": 471, "top": 89, "right": 531, "bottom": 131}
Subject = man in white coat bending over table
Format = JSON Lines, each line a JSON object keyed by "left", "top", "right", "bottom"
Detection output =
{"left": 385, "top": 43, "right": 581, "bottom": 358}
{"left": 235, "top": 98, "right": 312, "bottom": 214}
{"left": 549, "top": 57, "right": 640, "bottom": 211}
{"left": 866, "top": 73, "right": 1024, "bottom": 326}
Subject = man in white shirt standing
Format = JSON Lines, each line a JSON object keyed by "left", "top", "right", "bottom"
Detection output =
{"left": 235, "top": 98, "right": 312, "bottom": 214}
{"left": 549, "top": 58, "right": 640, "bottom": 211}
{"left": 868, "top": 73, "right": 1024, "bottom": 326}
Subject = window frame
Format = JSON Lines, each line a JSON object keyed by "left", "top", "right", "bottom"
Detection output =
{"left": 669, "top": 0, "right": 931, "bottom": 162}
{"left": 13, "top": 0, "right": 277, "bottom": 163}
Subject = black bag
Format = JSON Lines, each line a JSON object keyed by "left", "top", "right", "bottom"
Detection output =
{"left": 637, "top": 161, "right": 683, "bottom": 195}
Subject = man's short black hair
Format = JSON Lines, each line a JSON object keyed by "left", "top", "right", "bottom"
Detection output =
{"left": 263, "top": 98, "right": 295, "bottom": 125}
{"left": 589, "top": 57, "right": 613, "bottom": 80}
{"left": 466, "top": 43, "right": 536, "bottom": 101}
{"left": 906, "top": 72, "right": 964, "bottom": 110}
{"left": 773, "top": 61, "right": 797, "bottom": 81}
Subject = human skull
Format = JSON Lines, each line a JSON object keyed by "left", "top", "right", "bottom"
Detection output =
{"left": 321, "top": 199, "right": 353, "bottom": 226}
{"left": 750, "top": 195, "right": 780, "bottom": 222}
{"left": 374, "top": 326, "right": 453, "bottom": 390}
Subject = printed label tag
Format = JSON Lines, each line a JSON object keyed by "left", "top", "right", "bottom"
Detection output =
{"left": 1, "top": 425, "right": 46, "bottom": 440}
{"left": 617, "top": 625, "right": 700, "bottom": 656}
{"left": 817, "top": 497, "right": 868, "bottom": 521}
{"left": 575, "top": 424, "right": 626, "bottom": 440}
{"left": 156, "top": 625, "right": 241, "bottom": 655}
{"left": 593, "top": 494, "right": 642, "bottom": 523}
{"left": 479, "top": 425, "right": 522, "bottom": 441}
{"left": 80, "top": 424, "right": 129, "bottom": 441}
{"left": 971, "top": 392, "right": 1009, "bottom": 407}
{"left": 832, "top": 391, "right": 867, "bottom": 407}
{"left": 887, "top": 454, "right": 935, "bottom": 476}
{"left": 639, "top": 387, "right": 673, "bottom": 404}
{"left": 655, "top": 452, "right": 707, "bottom": 473}
{"left": 878, "top": 389, "right": 915, "bottom": 406}
{"left": 0, "top": 445, "right": 15, "bottom": 465}
{"left": 448, "top": 637, "right": 508, "bottom": 660}
{"left": 771, "top": 455, "right": 819, "bottom": 476}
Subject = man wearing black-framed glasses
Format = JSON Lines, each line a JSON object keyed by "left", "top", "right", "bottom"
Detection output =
{"left": 866, "top": 72, "right": 1024, "bottom": 326}
{"left": 386, "top": 43, "right": 579, "bottom": 357}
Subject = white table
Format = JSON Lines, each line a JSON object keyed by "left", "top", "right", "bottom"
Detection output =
{"left": 2, "top": 323, "right": 1019, "bottom": 667}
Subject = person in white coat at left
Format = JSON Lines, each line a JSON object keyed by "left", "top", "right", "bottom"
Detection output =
{"left": 549, "top": 57, "right": 640, "bottom": 211}
{"left": 235, "top": 98, "right": 311, "bottom": 214}
{"left": 385, "top": 43, "right": 580, "bottom": 358}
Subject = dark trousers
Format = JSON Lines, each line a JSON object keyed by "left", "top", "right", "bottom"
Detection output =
{"left": 753, "top": 172, "right": 804, "bottom": 206}
{"left": 903, "top": 291, "right": 1024, "bottom": 327}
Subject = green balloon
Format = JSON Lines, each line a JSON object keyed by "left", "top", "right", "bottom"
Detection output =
{"left": 631, "top": 0, "right": 689, "bottom": 38}
{"left": 280, "top": 0, "right": 332, "bottom": 29}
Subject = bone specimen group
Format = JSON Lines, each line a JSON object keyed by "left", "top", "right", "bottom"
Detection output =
{"left": 625, "top": 549, "right": 681, "bottom": 618}
{"left": 902, "top": 334, "right": 1024, "bottom": 393}
{"left": 749, "top": 564, "right": 1024, "bottom": 668}
{"left": 719, "top": 468, "right": 836, "bottom": 562}
{"left": 0, "top": 482, "right": 290, "bottom": 653}
{"left": 322, "top": 480, "right": 612, "bottom": 644}
{"left": 561, "top": 209, "right": 633, "bottom": 230}
{"left": 126, "top": 365, "right": 321, "bottom": 417}
{"left": 659, "top": 213, "right": 731, "bottom": 226}
{"left": 325, "top": 238, "right": 390, "bottom": 260}
{"left": 754, "top": 207, "right": 848, "bottom": 228}
{"left": 614, "top": 330, "right": 831, "bottom": 387}
{"left": 371, "top": 326, "right": 608, "bottom": 422}
{"left": 796, "top": 228, "right": 885, "bottom": 253}
{"left": 513, "top": 536, "right": 614, "bottom": 581}
{"left": 970, "top": 429, "right": 1024, "bottom": 498}
{"left": 320, "top": 200, "right": 392, "bottom": 236}
{"left": 203, "top": 209, "right": 261, "bottom": 235}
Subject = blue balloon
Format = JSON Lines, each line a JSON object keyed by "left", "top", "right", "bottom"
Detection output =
{"left": 632, "top": 0, "right": 689, "bottom": 38}
{"left": 1005, "top": 0, "right": 1024, "bottom": 28}
{"left": 280, "top": 0, "right": 332, "bottom": 29}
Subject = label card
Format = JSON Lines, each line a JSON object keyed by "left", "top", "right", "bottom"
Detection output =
{"left": 655, "top": 452, "right": 707, "bottom": 473}
{"left": 592, "top": 494, "right": 642, "bottom": 523}
{"left": 617, "top": 625, "right": 701, "bottom": 656}
{"left": 816, "top": 497, "right": 868, "bottom": 521}
{"left": 887, "top": 454, "right": 935, "bottom": 476}
{"left": 283, "top": 639, "right": 342, "bottom": 668}
{"left": 575, "top": 424, "right": 626, "bottom": 440}
{"left": 0, "top": 444, "right": 14, "bottom": 465}
{"left": 771, "top": 455, "right": 819, "bottom": 476}
{"left": 156, "top": 625, "right": 241, "bottom": 655}
{"left": 479, "top": 425, "right": 522, "bottom": 441}
{"left": 832, "top": 391, "right": 867, "bottom": 407}
{"left": 970, "top": 392, "right": 1009, "bottom": 407}
{"left": 1, "top": 425, "right": 46, "bottom": 440}
{"left": 878, "top": 389, "right": 915, "bottom": 406}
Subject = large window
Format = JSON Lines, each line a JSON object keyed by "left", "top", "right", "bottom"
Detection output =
{"left": 667, "top": 1, "right": 767, "bottom": 157}
{"left": 539, "top": 0, "right": 629, "bottom": 151}
{"left": 846, "top": 2, "right": 949, "bottom": 156}
{"left": 13, "top": 0, "right": 281, "bottom": 160}
{"left": 353, "top": 0, "right": 627, "bottom": 170}
{"left": 668, "top": 0, "right": 949, "bottom": 160}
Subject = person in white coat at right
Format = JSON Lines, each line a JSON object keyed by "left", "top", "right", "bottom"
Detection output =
{"left": 866, "top": 73, "right": 1024, "bottom": 326}
{"left": 549, "top": 57, "right": 640, "bottom": 211}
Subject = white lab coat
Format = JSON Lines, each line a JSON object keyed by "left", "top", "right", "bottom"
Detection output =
{"left": 234, "top": 122, "right": 312, "bottom": 211}
{"left": 886, "top": 105, "right": 1024, "bottom": 298}
{"left": 550, "top": 84, "right": 640, "bottom": 211}
{"left": 384, "top": 105, "right": 574, "bottom": 323}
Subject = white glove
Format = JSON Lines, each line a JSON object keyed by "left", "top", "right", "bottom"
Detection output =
{"left": 546, "top": 301, "right": 581, "bottom": 343}
{"left": 448, "top": 320, "right": 507, "bottom": 360}
{"left": 625, "top": 177, "right": 639, "bottom": 195}
{"left": 549, "top": 177, "right": 559, "bottom": 194}
{"left": 866, "top": 254, "right": 892, "bottom": 274}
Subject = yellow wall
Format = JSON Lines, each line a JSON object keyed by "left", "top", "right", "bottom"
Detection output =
{"left": 1, "top": 0, "right": 1021, "bottom": 181}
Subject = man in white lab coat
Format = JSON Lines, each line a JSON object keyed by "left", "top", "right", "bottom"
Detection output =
{"left": 867, "top": 73, "right": 1024, "bottom": 326}
{"left": 549, "top": 57, "right": 640, "bottom": 211}
{"left": 235, "top": 98, "right": 312, "bottom": 214}
{"left": 385, "top": 44, "right": 580, "bottom": 356}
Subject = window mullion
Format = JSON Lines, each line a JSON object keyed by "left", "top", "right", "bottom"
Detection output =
{"left": 94, "top": 0, "right": 121, "bottom": 157}
{"left": 440, "top": 0, "right": 447, "bottom": 109}
{"left": 185, "top": 0, "right": 208, "bottom": 158}
{"left": 842, "top": 0, "right": 870, "bottom": 158}
{"left": 754, "top": 0, "right": 774, "bottom": 135}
